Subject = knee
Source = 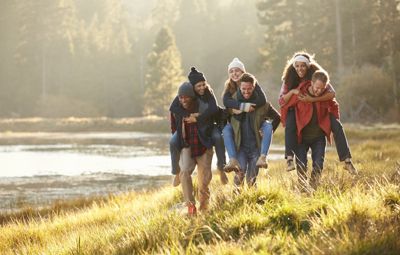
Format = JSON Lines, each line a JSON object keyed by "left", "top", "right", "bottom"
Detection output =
{"left": 179, "top": 170, "right": 191, "bottom": 179}
{"left": 330, "top": 115, "right": 343, "bottom": 130}
{"left": 169, "top": 133, "right": 179, "bottom": 147}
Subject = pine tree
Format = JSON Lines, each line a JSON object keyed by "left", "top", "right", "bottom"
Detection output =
{"left": 143, "top": 26, "right": 184, "bottom": 116}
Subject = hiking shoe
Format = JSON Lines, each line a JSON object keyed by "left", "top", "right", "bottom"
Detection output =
{"left": 344, "top": 161, "right": 358, "bottom": 175}
{"left": 223, "top": 158, "right": 241, "bottom": 173}
{"left": 218, "top": 169, "right": 229, "bottom": 185}
{"left": 172, "top": 174, "right": 180, "bottom": 187}
{"left": 188, "top": 203, "right": 197, "bottom": 216}
{"left": 286, "top": 159, "right": 295, "bottom": 172}
{"left": 256, "top": 154, "right": 268, "bottom": 168}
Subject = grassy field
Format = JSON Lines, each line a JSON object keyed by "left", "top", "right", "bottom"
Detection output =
{"left": 1, "top": 125, "right": 400, "bottom": 254}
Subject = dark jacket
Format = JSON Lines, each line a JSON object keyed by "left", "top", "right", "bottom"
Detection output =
{"left": 223, "top": 82, "right": 267, "bottom": 109}
{"left": 169, "top": 87, "right": 218, "bottom": 148}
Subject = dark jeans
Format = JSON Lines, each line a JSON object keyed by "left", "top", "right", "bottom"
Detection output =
{"left": 235, "top": 146, "right": 260, "bottom": 187}
{"left": 285, "top": 108, "right": 297, "bottom": 158}
{"left": 169, "top": 125, "right": 226, "bottom": 175}
{"left": 285, "top": 108, "right": 351, "bottom": 161}
{"left": 295, "top": 136, "right": 326, "bottom": 182}
{"left": 330, "top": 114, "right": 352, "bottom": 161}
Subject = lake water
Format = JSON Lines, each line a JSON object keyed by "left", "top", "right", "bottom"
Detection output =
{"left": 0, "top": 132, "right": 284, "bottom": 211}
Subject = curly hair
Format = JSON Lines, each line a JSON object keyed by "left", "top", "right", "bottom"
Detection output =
{"left": 281, "top": 51, "right": 323, "bottom": 90}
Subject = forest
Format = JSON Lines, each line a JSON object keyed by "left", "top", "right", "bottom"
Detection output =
{"left": 0, "top": 0, "right": 399, "bottom": 121}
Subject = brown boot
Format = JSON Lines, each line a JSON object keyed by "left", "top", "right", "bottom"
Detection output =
{"left": 172, "top": 174, "right": 180, "bottom": 187}
{"left": 344, "top": 159, "right": 358, "bottom": 175}
{"left": 223, "top": 158, "right": 241, "bottom": 173}
{"left": 256, "top": 154, "right": 268, "bottom": 168}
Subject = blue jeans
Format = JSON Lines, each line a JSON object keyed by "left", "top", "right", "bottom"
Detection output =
{"left": 285, "top": 109, "right": 351, "bottom": 161}
{"left": 222, "top": 123, "right": 237, "bottom": 160}
{"left": 223, "top": 121, "right": 273, "bottom": 160}
{"left": 170, "top": 125, "right": 226, "bottom": 175}
{"left": 295, "top": 136, "right": 326, "bottom": 181}
{"left": 235, "top": 147, "right": 260, "bottom": 186}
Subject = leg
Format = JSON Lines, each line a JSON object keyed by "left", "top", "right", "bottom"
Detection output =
{"left": 222, "top": 123, "right": 240, "bottom": 172}
{"left": 212, "top": 125, "right": 226, "bottom": 170}
{"left": 285, "top": 109, "right": 297, "bottom": 171}
{"left": 234, "top": 149, "right": 247, "bottom": 187}
{"left": 330, "top": 114, "right": 351, "bottom": 161}
{"left": 196, "top": 149, "right": 213, "bottom": 211}
{"left": 169, "top": 131, "right": 181, "bottom": 175}
{"left": 222, "top": 123, "right": 237, "bottom": 159}
{"left": 285, "top": 108, "right": 297, "bottom": 158}
{"left": 330, "top": 114, "right": 358, "bottom": 175}
{"left": 179, "top": 148, "right": 197, "bottom": 206}
{"left": 256, "top": 121, "right": 273, "bottom": 168}
{"left": 246, "top": 148, "right": 260, "bottom": 187}
{"left": 310, "top": 137, "right": 326, "bottom": 190}
{"left": 295, "top": 142, "right": 309, "bottom": 190}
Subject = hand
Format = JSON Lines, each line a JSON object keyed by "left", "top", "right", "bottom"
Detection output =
{"left": 291, "top": 89, "right": 300, "bottom": 95}
{"left": 298, "top": 93, "right": 314, "bottom": 102}
{"left": 248, "top": 105, "right": 256, "bottom": 112}
{"left": 241, "top": 102, "right": 256, "bottom": 112}
{"left": 232, "top": 109, "right": 242, "bottom": 115}
{"left": 190, "top": 113, "right": 200, "bottom": 118}
{"left": 184, "top": 115, "right": 197, "bottom": 123}
{"left": 259, "top": 129, "right": 263, "bottom": 137}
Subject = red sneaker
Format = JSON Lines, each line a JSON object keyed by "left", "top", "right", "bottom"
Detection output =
{"left": 188, "top": 203, "right": 197, "bottom": 216}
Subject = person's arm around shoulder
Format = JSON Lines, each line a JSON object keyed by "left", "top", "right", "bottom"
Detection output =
{"left": 298, "top": 83, "right": 335, "bottom": 103}
{"left": 279, "top": 82, "right": 300, "bottom": 106}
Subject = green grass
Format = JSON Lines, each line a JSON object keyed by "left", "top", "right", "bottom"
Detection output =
{"left": 1, "top": 126, "right": 400, "bottom": 254}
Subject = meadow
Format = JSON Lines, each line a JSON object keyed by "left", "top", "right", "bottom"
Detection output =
{"left": 0, "top": 124, "right": 399, "bottom": 254}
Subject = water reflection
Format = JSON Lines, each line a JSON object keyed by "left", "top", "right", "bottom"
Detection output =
{"left": 0, "top": 132, "right": 284, "bottom": 210}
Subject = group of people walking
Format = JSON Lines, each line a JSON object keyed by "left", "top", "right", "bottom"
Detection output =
{"left": 169, "top": 51, "right": 358, "bottom": 215}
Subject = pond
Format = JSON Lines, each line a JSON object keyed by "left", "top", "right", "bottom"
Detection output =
{"left": 0, "top": 132, "right": 284, "bottom": 211}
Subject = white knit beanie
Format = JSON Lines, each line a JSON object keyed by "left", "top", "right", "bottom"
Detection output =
{"left": 228, "top": 57, "right": 246, "bottom": 72}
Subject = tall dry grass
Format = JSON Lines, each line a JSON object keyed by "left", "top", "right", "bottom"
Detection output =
{"left": 0, "top": 126, "right": 399, "bottom": 254}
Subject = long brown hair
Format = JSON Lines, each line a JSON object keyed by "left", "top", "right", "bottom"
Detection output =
{"left": 222, "top": 78, "right": 238, "bottom": 98}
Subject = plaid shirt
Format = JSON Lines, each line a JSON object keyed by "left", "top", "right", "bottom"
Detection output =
{"left": 170, "top": 112, "right": 207, "bottom": 158}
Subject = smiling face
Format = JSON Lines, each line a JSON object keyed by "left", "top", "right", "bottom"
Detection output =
{"left": 240, "top": 81, "right": 255, "bottom": 100}
{"left": 294, "top": 61, "right": 308, "bottom": 79}
{"left": 193, "top": 81, "right": 207, "bottom": 96}
{"left": 310, "top": 79, "right": 327, "bottom": 97}
{"left": 229, "top": 67, "right": 244, "bottom": 83}
{"left": 178, "top": 95, "right": 193, "bottom": 109}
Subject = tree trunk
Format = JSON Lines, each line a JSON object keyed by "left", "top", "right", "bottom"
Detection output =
{"left": 335, "top": 0, "right": 344, "bottom": 76}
